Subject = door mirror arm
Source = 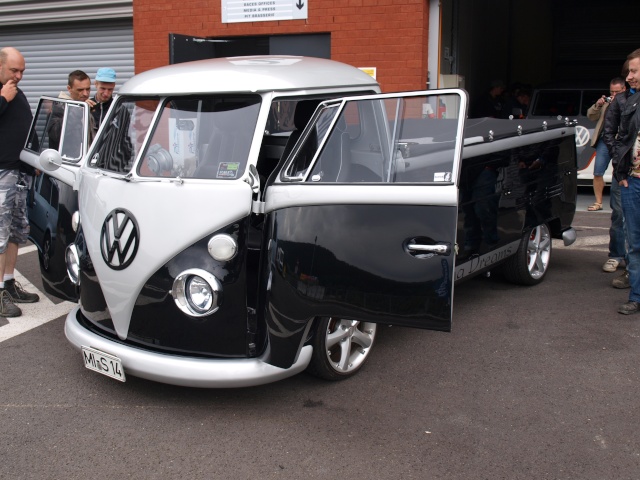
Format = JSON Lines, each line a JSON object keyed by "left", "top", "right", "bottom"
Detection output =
{"left": 38, "top": 149, "right": 65, "bottom": 172}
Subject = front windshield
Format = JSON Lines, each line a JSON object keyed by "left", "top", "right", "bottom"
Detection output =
{"left": 88, "top": 98, "right": 156, "bottom": 174}
{"left": 88, "top": 95, "right": 262, "bottom": 180}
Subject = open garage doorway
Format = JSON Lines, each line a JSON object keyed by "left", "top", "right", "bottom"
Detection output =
{"left": 169, "top": 33, "right": 331, "bottom": 64}
{"left": 433, "top": 0, "right": 640, "bottom": 114}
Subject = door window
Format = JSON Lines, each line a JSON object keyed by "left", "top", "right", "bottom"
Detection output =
{"left": 50, "top": 180, "right": 59, "bottom": 210}
{"left": 530, "top": 90, "right": 581, "bottom": 117}
{"left": 40, "top": 174, "right": 53, "bottom": 204}
{"left": 25, "top": 98, "right": 87, "bottom": 163}
{"left": 281, "top": 92, "right": 463, "bottom": 184}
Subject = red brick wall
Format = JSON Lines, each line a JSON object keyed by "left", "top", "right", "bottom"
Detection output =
{"left": 133, "top": 0, "right": 429, "bottom": 93}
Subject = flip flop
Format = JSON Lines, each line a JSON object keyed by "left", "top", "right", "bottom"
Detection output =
{"left": 588, "top": 202, "right": 602, "bottom": 211}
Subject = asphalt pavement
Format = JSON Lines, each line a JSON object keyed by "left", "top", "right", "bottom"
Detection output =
{"left": 1, "top": 193, "right": 639, "bottom": 480}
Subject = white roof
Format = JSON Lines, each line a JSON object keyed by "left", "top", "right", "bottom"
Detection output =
{"left": 119, "top": 56, "right": 380, "bottom": 95}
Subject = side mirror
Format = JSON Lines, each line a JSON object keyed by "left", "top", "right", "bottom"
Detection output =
{"left": 38, "top": 148, "right": 63, "bottom": 172}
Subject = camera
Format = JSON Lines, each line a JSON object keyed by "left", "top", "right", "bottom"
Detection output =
{"left": 605, "top": 96, "right": 612, "bottom": 103}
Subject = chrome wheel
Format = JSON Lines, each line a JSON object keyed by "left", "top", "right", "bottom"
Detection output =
{"left": 307, "top": 316, "right": 377, "bottom": 380}
{"left": 502, "top": 223, "right": 552, "bottom": 285}
{"left": 526, "top": 224, "right": 551, "bottom": 279}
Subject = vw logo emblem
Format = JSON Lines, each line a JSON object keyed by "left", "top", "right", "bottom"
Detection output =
{"left": 100, "top": 208, "right": 139, "bottom": 270}
{"left": 574, "top": 125, "right": 591, "bottom": 148}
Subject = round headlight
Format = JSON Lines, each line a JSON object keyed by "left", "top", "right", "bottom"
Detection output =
{"left": 65, "top": 244, "right": 80, "bottom": 286}
{"left": 207, "top": 234, "right": 237, "bottom": 261}
{"left": 172, "top": 269, "right": 222, "bottom": 317}
{"left": 187, "top": 276, "right": 213, "bottom": 313}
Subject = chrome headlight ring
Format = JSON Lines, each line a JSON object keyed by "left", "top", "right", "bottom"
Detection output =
{"left": 172, "top": 268, "right": 222, "bottom": 318}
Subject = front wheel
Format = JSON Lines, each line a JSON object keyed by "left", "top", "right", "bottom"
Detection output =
{"left": 306, "top": 317, "right": 377, "bottom": 381}
{"left": 501, "top": 223, "right": 552, "bottom": 285}
{"left": 40, "top": 233, "right": 52, "bottom": 271}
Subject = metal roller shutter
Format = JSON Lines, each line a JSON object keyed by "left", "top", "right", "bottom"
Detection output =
{"left": 0, "top": 20, "right": 134, "bottom": 112}
{"left": 550, "top": 1, "right": 640, "bottom": 84}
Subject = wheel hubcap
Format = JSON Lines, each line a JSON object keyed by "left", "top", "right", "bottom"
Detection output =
{"left": 324, "top": 318, "right": 377, "bottom": 373}
{"left": 43, "top": 239, "right": 50, "bottom": 270}
{"left": 526, "top": 224, "right": 550, "bottom": 279}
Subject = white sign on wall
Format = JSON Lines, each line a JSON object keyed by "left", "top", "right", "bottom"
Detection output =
{"left": 222, "top": 0, "right": 308, "bottom": 23}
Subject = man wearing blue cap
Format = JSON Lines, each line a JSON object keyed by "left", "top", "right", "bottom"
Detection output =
{"left": 89, "top": 67, "right": 116, "bottom": 136}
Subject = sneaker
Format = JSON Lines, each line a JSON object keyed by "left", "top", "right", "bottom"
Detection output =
{"left": 4, "top": 279, "right": 39, "bottom": 303}
{"left": 618, "top": 301, "right": 640, "bottom": 315}
{"left": 603, "top": 258, "right": 622, "bottom": 272}
{"left": 612, "top": 270, "right": 630, "bottom": 289}
{"left": 0, "top": 289, "right": 21, "bottom": 317}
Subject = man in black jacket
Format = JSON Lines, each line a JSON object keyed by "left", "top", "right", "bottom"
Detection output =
{"left": 601, "top": 64, "right": 637, "bottom": 284}
{"left": 0, "top": 47, "right": 40, "bottom": 317}
{"left": 611, "top": 48, "right": 640, "bottom": 314}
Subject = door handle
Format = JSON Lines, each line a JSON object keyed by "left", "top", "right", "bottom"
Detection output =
{"left": 407, "top": 243, "right": 450, "bottom": 255}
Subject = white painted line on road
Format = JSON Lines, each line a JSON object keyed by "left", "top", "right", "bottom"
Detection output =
{"left": 19, "top": 244, "right": 38, "bottom": 255}
{"left": 0, "top": 245, "right": 75, "bottom": 343}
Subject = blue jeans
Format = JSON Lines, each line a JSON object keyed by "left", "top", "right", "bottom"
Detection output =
{"left": 594, "top": 139, "right": 611, "bottom": 176}
{"left": 609, "top": 177, "right": 627, "bottom": 262}
{"left": 621, "top": 177, "right": 640, "bottom": 302}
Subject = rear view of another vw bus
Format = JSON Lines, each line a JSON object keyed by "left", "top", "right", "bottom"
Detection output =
{"left": 527, "top": 86, "right": 611, "bottom": 186}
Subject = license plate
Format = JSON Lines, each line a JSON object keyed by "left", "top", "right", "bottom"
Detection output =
{"left": 82, "top": 346, "right": 126, "bottom": 382}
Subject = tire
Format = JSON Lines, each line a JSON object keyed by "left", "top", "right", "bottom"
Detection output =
{"left": 306, "top": 316, "right": 377, "bottom": 381}
{"left": 501, "top": 223, "right": 552, "bottom": 285}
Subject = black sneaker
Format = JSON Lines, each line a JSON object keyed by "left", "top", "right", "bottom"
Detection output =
{"left": 612, "top": 270, "right": 630, "bottom": 289}
{"left": 0, "top": 289, "right": 21, "bottom": 317}
{"left": 618, "top": 301, "right": 640, "bottom": 315}
{"left": 4, "top": 278, "right": 39, "bottom": 303}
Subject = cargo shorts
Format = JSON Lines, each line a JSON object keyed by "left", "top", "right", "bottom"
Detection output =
{"left": 0, "top": 169, "right": 33, "bottom": 253}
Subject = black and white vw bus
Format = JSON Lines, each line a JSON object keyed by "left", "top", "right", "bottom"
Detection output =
{"left": 21, "top": 56, "right": 577, "bottom": 387}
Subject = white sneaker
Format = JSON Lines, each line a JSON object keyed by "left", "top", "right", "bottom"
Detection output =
{"left": 603, "top": 258, "right": 621, "bottom": 272}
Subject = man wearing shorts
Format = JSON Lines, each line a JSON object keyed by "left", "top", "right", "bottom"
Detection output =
{"left": 0, "top": 47, "right": 40, "bottom": 317}
{"left": 586, "top": 77, "right": 626, "bottom": 213}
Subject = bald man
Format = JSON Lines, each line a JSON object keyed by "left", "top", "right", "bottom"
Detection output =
{"left": 0, "top": 46, "right": 40, "bottom": 317}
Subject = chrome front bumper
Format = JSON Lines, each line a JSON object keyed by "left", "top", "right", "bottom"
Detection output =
{"left": 64, "top": 306, "right": 312, "bottom": 388}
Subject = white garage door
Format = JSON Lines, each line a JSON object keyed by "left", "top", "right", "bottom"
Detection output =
{"left": 0, "top": 21, "right": 134, "bottom": 112}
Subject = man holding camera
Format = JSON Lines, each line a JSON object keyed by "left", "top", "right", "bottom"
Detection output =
{"left": 586, "top": 77, "right": 626, "bottom": 215}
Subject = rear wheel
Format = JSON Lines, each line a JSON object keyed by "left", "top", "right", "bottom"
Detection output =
{"left": 501, "top": 223, "right": 551, "bottom": 285}
{"left": 306, "top": 317, "right": 377, "bottom": 381}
